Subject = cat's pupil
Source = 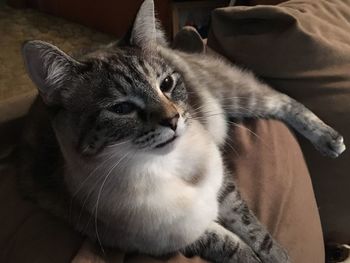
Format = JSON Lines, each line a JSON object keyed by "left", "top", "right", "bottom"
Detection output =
{"left": 110, "top": 102, "right": 135, "bottom": 115}
{"left": 160, "top": 75, "right": 174, "bottom": 92}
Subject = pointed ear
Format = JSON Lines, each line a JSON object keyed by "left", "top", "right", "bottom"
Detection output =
{"left": 129, "top": 0, "right": 167, "bottom": 48}
{"left": 172, "top": 26, "right": 205, "bottom": 53}
{"left": 22, "top": 40, "right": 81, "bottom": 105}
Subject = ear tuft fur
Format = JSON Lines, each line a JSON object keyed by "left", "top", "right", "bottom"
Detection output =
{"left": 129, "top": 0, "right": 167, "bottom": 49}
{"left": 22, "top": 40, "right": 80, "bottom": 105}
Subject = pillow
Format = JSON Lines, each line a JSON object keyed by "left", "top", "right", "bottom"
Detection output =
{"left": 208, "top": 0, "right": 350, "bottom": 242}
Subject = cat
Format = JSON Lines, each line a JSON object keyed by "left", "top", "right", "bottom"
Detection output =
{"left": 18, "top": 0, "right": 346, "bottom": 262}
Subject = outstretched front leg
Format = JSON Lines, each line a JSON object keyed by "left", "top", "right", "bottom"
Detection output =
{"left": 212, "top": 73, "right": 346, "bottom": 158}
{"left": 217, "top": 178, "right": 290, "bottom": 263}
{"left": 182, "top": 221, "right": 262, "bottom": 263}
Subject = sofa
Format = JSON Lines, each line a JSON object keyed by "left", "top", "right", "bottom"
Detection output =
{"left": 0, "top": 0, "right": 349, "bottom": 262}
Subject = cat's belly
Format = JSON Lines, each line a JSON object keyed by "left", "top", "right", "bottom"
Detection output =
{"left": 95, "top": 144, "right": 223, "bottom": 254}
{"left": 112, "top": 181, "right": 220, "bottom": 254}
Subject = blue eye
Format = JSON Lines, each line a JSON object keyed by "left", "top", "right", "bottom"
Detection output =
{"left": 109, "top": 102, "right": 136, "bottom": 115}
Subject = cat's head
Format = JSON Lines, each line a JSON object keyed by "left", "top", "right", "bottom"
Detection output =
{"left": 21, "top": 0, "right": 193, "bottom": 156}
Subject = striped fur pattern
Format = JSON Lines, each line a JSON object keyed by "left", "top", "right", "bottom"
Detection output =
{"left": 19, "top": 0, "right": 345, "bottom": 262}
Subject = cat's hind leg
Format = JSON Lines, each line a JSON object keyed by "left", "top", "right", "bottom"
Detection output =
{"left": 217, "top": 179, "right": 290, "bottom": 263}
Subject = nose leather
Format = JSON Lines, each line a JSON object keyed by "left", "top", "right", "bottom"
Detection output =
{"left": 159, "top": 113, "right": 179, "bottom": 131}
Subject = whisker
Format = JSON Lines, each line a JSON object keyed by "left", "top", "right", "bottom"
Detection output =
{"left": 189, "top": 112, "right": 272, "bottom": 152}
{"left": 227, "top": 120, "right": 272, "bottom": 152}
{"left": 190, "top": 106, "right": 260, "bottom": 119}
{"left": 69, "top": 150, "right": 121, "bottom": 227}
{"left": 105, "top": 139, "right": 131, "bottom": 148}
{"left": 94, "top": 151, "right": 134, "bottom": 255}
{"left": 223, "top": 136, "right": 240, "bottom": 157}
{"left": 69, "top": 142, "right": 131, "bottom": 227}
{"left": 71, "top": 151, "right": 119, "bottom": 198}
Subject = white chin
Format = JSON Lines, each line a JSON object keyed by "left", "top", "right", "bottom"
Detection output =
{"left": 152, "top": 136, "right": 178, "bottom": 154}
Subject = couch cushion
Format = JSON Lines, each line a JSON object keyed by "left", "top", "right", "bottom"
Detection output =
{"left": 8, "top": 0, "right": 172, "bottom": 40}
{"left": 208, "top": 0, "right": 350, "bottom": 242}
{"left": 0, "top": 6, "right": 113, "bottom": 102}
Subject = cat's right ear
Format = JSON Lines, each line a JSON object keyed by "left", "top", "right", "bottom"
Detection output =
{"left": 172, "top": 26, "right": 205, "bottom": 53}
{"left": 22, "top": 40, "right": 82, "bottom": 105}
{"left": 119, "top": 0, "right": 167, "bottom": 49}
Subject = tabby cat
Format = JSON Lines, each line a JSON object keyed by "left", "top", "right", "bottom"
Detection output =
{"left": 18, "top": 0, "right": 345, "bottom": 262}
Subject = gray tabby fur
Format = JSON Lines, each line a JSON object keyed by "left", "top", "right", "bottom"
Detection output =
{"left": 18, "top": 0, "right": 345, "bottom": 262}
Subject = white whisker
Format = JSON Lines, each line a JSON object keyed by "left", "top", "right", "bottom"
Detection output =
{"left": 94, "top": 151, "right": 134, "bottom": 254}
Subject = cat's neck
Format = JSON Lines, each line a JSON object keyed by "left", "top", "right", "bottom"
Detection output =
{"left": 55, "top": 119, "right": 220, "bottom": 199}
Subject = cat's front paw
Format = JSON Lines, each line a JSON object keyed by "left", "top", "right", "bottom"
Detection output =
{"left": 314, "top": 129, "right": 346, "bottom": 158}
{"left": 258, "top": 243, "right": 290, "bottom": 263}
{"left": 233, "top": 245, "right": 262, "bottom": 263}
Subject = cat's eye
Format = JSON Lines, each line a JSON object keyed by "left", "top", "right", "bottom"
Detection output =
{"left": 160, "top": 75, "right": 174, "bottom": 93}
{"left": 109, "top": 102, "right": 136, "bottom": 115}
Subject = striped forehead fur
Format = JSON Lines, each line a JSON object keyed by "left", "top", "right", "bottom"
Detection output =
{"left": 82, "top": 47, "right": 173, "bottom": 92}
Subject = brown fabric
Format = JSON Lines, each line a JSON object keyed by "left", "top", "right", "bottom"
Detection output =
{"left": 208, "top": 0, "right": 350, "bottom": 243}
{"left": 12, "top": 0, "right": 172, "bottom": 39}
{"left": 0, "top": 164, "right": 83, "bottom": 263}
{"left": 236, "top": 0, "right": 287, "bottom": 5}
{"left": 227, "top": 120, "right": 324, "bottom": 263}
{"left": 0, "top": 6, "right": 114, "bottom": 102}
{"left": 0, "top": 94, "right": 324, "bottom": 262}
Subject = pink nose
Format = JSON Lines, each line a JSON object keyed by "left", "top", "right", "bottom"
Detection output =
{"left": 159, "top": 113, "right": 179, "bottom": 131}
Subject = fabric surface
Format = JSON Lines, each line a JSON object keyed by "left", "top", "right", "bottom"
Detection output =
{"left": 0, "top": 4, "right": 324, "bottom": 263}
{"left": 0, "top": 6, "right": 113, "bottom": 102}
{"left": 208, "top": 0, "right": 350, "bottom": 243}
{"left": 8, "top": 0, "right": 172, "bottom": 40}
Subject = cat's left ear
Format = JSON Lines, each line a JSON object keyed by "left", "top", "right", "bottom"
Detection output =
{"left": 22, "top": 40, "right": 82, "bottom": 105}
{"left": 128, "top": 0, "right": 167, "bottom": 49}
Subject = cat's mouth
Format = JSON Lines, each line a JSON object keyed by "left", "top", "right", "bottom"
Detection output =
{"left": 154, "top": 136, "right": 177, "bottom": 148}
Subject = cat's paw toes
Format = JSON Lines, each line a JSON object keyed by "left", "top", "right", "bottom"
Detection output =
{"left": 315, "top": 130, "right": 346, "bottom": 158}
{"left": 260, "top": 245, "right": 290, "bottom": 263}
{"left": 267, "top": 248, "right": 290, "bottom": 263}
{"left": 235, "top": 247, "right": 261, "bottom": 263}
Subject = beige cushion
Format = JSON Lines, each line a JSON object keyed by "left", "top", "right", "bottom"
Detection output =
{"left": 0, "top": 6, "right": 113, "bottom": 102}
{"left": 208, "top": 0, "right": 350, "bottom": 242}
